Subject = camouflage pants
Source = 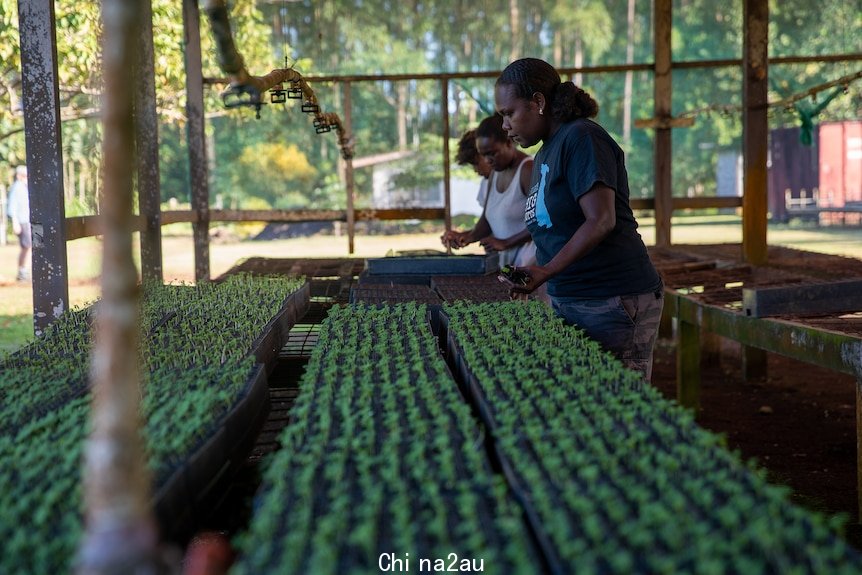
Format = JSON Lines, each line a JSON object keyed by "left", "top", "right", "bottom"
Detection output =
{"left": 552, "top": 289, "right": 664, "bottom": 381}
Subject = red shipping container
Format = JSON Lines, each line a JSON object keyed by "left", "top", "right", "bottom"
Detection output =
{"left": 819, "top": 121, "right": 862, "bottom": 225}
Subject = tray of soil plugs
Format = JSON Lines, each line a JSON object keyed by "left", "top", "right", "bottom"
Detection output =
{"left": 365, "top": 249, "right": 499, "bottom": 276}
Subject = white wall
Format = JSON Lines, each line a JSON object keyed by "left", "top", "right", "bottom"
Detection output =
{"left": 448, "top": 177, "right": 484, "bottom": 216}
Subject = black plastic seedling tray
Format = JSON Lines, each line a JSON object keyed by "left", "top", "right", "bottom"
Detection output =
{"left": 154, "top": 363, "right": 270, "bottom": 542}
{"left": 365, "top": 253, "right": 499, "bottom": 276}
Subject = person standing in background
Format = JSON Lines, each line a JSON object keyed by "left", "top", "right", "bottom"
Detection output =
{"left": 6, "top": 165, "right": 31, "bottom": 282}
{"left": 442, "top": 115, "right": 536, "bottom": 269}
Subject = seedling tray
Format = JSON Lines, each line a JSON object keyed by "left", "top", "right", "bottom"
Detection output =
{"left": 154, "top": 362, "right": 270, "bottom": 542}
{"left": 349, "top": 284, "right": 442, "bottom": 304}
{"left": 438, "top": 311, "right": 564, "bottom": 575}
{"left": 438, "top": 303, "right": 862, "bottom": 573}
{"left": 233, "top": 304, "right": 545, "bottom": 574}
{"left": 250, "top": 281, "right": 311, "bottom": 372}
{"left": 365, "top": 253, "right": 498, "bottom": 275}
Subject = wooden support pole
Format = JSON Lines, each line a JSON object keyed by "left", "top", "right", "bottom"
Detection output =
{"left": 442, "top": 78, "right": 452, "bottom": 254}
{"left": 677, "top": 316, "right": 701, "bottom": 410}
{"left": 344, "top": 81, "right": 356, "bottom": 255}
{"left": 701, "top": 330, "right": 722, "bottom": 369}
{"left": 743, "top": 346, "right": 768, "bottom": 381}
{"left": 136, "top": 0, "right": 163, "bottom": 283}
{"left": 17, "top": 0, "right": 70, "bottom": 337}
{"left": 653, "top": 0, "right": 673, "bottom": 248}
{"left": 79, "top": 0, "right": 159, "bottom": 572}
{"left": 658, "top": 297, "right": 674, "bottom": 339}
{"left": 184, "top": 0, "right": 211, "bottom": 282}
{"left": 742, "top": 0, "right": 769, "bottom": 265}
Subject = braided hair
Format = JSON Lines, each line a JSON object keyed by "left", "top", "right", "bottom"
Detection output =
{"left": 496, "top": 58, "right": 599, "bottom": 122}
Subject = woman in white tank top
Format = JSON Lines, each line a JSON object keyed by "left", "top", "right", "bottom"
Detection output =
{"left": 442, "top": 115, "right": 536, "bottom": 268}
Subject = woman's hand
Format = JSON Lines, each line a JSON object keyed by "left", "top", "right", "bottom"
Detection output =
{"left": 441, "top": 230, "right": 471, "bottom": 249}
{"left": 479, "top": 236, "right": 508, "bottom": 252}
{"left": 498, "top": 265, "right": 551, "bottom": 299}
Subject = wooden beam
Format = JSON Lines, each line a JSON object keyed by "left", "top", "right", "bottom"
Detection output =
{"left": 184, "top": 0, "right": 210, "bottom": 282}
{"left": 204, "top": 54, "right": 862, "bottom": 87}
{"left": 604, "top": 196, "right": 745, "bottom": 212}
{"left": 742, "top": 0, "right": 769, "bottom": 265}
{"left": 670, "top": 292, "right": 862, "bottom": 379}
{"left": 634, "top": 116, "right": 695, "bottom": 129}
{"left": 653, "top": 0, "right": 673, "bottom": 248}
{"left": 136, "top": 0, "right": 163, "bottom": 283}
{"left": 344, "top": 81, "right": 356, "bottom": 254}
{"left": 65, "top": 215, "right": 145, "bottom": 241}
{"left": 208, "top": 209, "right": 345, "bottom": 222}
{"left": 442, "top": 78, "right": 452, "bottom": 254}
{"left": 17, "top": 0, "right": 70, "bottom": 337}
{"left": 160, "top": 210, "right": 198, "bottom": 225}
{"left": 356, "top": 208, "right": 446, "bottom": 221}
{"left": 743, "top": 279, "right": 862, "bottom": 318}
{"left": 672, "top": 196, "right": 742, "bottom": 209}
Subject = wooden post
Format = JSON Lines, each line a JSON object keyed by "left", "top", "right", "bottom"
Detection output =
{"left": 16, "top": 0, "right": 70, "bottom": 337}
{"left": 677, "top": 316, "right": 701, "bottom": 410}
{"left": 701, "top": 330, "right": 722, "bottom": 368}
{"left": 742, "top": 0, "right": 769, "bottom": 265}
{"left": 743, "top": 346, "right": 768, "bottom": 381}
{"left": 344, "top": 81, "right": 356, "bottom": 255}
{"left": 136, "top": 0, "right": 163, "bottom": 283}
{"left": 79, "top": 0, "right": 159, "bottom": 572}
{"left": 184, "top": 0, "right": 211, "bottom": 282}
{"left": 658, "top": 297, "right": 674, "bottom": 339}
{"left": 442, "top": 78, "right": 452, "bottom": 253}
{"left": 653, "top": 0, "right": 673, "bottom": 248}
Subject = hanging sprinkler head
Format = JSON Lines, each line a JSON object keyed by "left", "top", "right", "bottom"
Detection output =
{"left": 270, "top": 84, "right": 287, "bottom": 104}
{"left": 287, "top": 81, "right": 303, "bottom": 99}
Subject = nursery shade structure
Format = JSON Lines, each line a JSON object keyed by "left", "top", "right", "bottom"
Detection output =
{"left": 13, "top": 0, "right": 800, "bottom": 332}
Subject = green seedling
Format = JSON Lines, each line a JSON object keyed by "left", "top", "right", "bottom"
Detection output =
{"left": 500, "top": 264, "right": 530, "bottom": 286}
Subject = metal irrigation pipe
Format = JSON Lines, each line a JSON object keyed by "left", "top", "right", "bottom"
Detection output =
{"left": 200, "top": 0, "right": 354, "bottom": 159}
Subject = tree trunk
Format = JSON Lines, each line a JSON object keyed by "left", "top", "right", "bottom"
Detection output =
{"left": 574, "top": 36, "right": 584, "bottom": 86}
{"left": 553, "top": 29, "right": 562, "bottom": 67}
{"left": 79, "top": 161, "right": 88, "bottom": 205}
{"left": 397, "top": 81, "right": 408, "bottom": 150}
{"left": 623, "top": 0, "right": 636, "bottom": 146}
{"left": 64, "top": 159, "right": 74, "bottom": 204}
{"left": 508, "top": 0, "right": 520, "bottom": 62}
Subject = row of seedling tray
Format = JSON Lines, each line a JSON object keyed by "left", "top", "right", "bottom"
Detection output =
{"left": 0, "top": 273, "right": 309, "bottom": 574}
{"left": 233, "top": 301, "right": 861, "bottom": 574}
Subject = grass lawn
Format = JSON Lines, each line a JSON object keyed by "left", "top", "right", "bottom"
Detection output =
{"left": 1, "top": 216, "right": 860, "bottom": 354}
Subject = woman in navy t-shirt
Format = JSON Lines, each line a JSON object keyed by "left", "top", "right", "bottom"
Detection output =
{"left": 494, "top": 57, "right": 663, "bottom": 380}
